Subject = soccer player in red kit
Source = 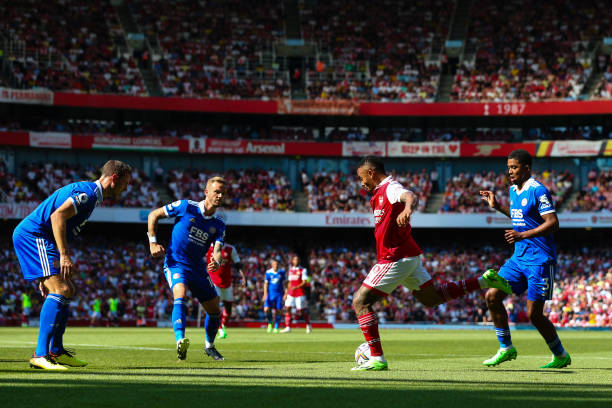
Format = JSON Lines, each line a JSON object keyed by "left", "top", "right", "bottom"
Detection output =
{"left": 351, "top": 156, "right": 512, "bottom": 371}
{"left": 206, "top": 243, "right": 246, "bottom": 339}
{"left": 280, "top": 255, "right": 312, "bottom": 333}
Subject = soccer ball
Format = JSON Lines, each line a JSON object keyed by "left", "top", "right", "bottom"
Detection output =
{"left": 354, "top": 342, "right": 370, "bottom": 365}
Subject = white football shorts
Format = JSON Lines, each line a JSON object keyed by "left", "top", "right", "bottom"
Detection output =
{"left": 363, "top": 256, "right": 432, "bottom": 295}
{"left": 215, "top": 285, "right": 234, "bottom": 302}
{"left": 284, "top": 295, "right": 307, "bottom": 310}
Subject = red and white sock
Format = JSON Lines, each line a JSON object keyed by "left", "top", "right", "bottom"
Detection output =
{"left": 220, "top": 308, "right": 229, "bottom": 328}
{"left": 436, "top": 278, "right": 481, "bottom": 302}
{"left": 284, "top": 312, "right": 292, "bottom": 328}
{"left": 300, "top": 309, "right": 310, "bottom": 325}
{"left": 357, "top": 312, "right": 383, "bottom": 357}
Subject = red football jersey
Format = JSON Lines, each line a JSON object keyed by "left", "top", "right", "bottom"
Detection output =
{"left": 370, "top": 176, "right": 422, "bottom": 263}
{"left": 287, "top": 266, "right": 308, "bottom": 297}
{"left": 206, "top": 244, "right": 240, "bottom": 288}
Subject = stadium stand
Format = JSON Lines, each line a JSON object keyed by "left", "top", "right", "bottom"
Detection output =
{"left": 131, "top": 0, "right": 288, "bottom": 98}
{"left": 451, "top": 0, "right": 610, "bottom": 101}
{"left": 0, "top": 0, "right": 146, "bottom": 95}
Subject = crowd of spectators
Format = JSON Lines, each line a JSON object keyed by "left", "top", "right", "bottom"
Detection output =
{"left": 440, "top": 170, "right": 574, "bottom": 213}
{"left": 303, "top": 170, "right": 431, "bottom": 212}
{"left": 2, "top": 237, "right": 610, "bottom": 328}
{"left": 0, "top": 160, "right": 160, "bottom": 208}
{"left": 451, "top": 0, "right": 610, "bottom": 102}
{"left": 2, "top": 118, "right": 611, "bottom": 142}
{"left": 568, "top": 169, "right": 612, "bottom": 212}
{"left": 167, "top": 168, "right": 295, "bottom": 212}
{"left": 131, "top": 0, "right": 287, "bottom": 99}
{"left": 301, "top": 0, "right": 451, "bottom": 101}
{"left": 1, "top": 0, "right": 146, "bottom": 95}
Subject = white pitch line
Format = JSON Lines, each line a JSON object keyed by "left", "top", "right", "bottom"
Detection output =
{"left": 2, "top": 341, "right": 611, "bottom": 360}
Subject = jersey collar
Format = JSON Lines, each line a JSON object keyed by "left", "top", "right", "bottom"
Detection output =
{"left": 94, "top": 181, "right": 103, "bottom": 205}
{"left": 513, "top": 177, "right": 534, "bottom": 195}
{"left": 198, "top": 200, "right": 214, "bottom": 219}
{"left": 374, "top": 175, "right": 393, "bottom": 191}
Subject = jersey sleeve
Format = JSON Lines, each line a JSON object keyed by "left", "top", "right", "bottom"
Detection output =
{"left": 214, "top": 222, "right": 226, "bottom": 246}
{"left": 386, "top": 181, "right": 409, "bottom": 204}
{"left": 163, "top": 200, "right": 188, "bottom": 218}
{"left": 301, "top": 268, "right": 310, "bottom": 282}
{"left": 231, "top": 247, "right": 241, "bottom": 264}
{"left": 535, "top": 185, "right": 555, "bottom": 215}
{"left": 69, "top": 186, "right": 97, "bottom": 215}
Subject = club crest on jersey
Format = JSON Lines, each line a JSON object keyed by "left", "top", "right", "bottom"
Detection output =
{"left": 190, "top": 218, "right": 195, "bottom": 223}
{"left": 521, "top": 198, "right": 527, "bottom": 207}
{"left": 76, "top": 193, "right": 88, "bottom": 204}
{"left": 539, "top": 195, "right": 551, "bottom": 208}
{"left": 209, "top": 227, "right": 216, "bottom": 234}
{"left": 379, "top": 196, "right": 384, "bottom": 205}
{"left": 173, "top": 273, "right": 181, "bottom": 280}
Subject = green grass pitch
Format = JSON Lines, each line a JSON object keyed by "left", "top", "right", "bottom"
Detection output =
{"left": 1, "top": 327, "right": 611, "bottom": 407}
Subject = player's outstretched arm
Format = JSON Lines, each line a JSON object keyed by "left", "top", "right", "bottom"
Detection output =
{"left": 50, "top": 198, "right": 77, "bottom": 280}
{"left": 396, "top": 190, "right": 418, "bottom": 227}
{"left": 479, "top": 190, "right": 511, "bottom": 218}
{"left": 147, "top": 207, "right": 167, "bottom": 257}
{"left": 504, "top": 212, "right": 559, "bottom": 243}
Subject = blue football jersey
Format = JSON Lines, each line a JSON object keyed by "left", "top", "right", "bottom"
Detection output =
{"left": 509, "top": 177, "right": 557, "bottom": 264}
{"left": 265, "top": 268, "right": 286, "bottom": 295}
{"left": 17, "top": 181, "right": 102, "bottom": 242}
{"left": 164, "top": 200, "right": 226, "bottom": 272}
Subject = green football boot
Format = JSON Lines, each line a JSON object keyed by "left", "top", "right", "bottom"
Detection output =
{"left": 482, "top": 269, "right": 513, "bottom": 294}
{"left": 540, "top": 353, "right": 571, "bottom": 369}
{"left": 51, "top": 348, "right": 88, "bottom": 367}
{"left": 176, "top": 338, "right": 190, "bottom": 361}
{"left": 218, "top": 327, "right": 228, "bottom": 339}
{"left": 266, "top": 323, "right": 273, "bottom": 333}
{"left": 483, "top": 347, "right": 518, "bottom": 367}
{"left": 351, "top": 359, "right": 389, "bottom": 371}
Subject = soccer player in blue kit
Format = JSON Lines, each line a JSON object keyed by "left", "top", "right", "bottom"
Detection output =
{"left": 147, "top": 176, "right": 227, "bottom": 361}
{"left": 12, "top": 160, "right": 132, "bottom": 370}
{"left": 480, "top": 149, "right": 571, "bottom": 368}
{"left": 263, "top": 259, "right": 286, "bottom": 333}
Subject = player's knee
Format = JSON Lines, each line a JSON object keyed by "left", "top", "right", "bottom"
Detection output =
{"left": 485, "top": 289, "right": 503, "bottom": 306}
{"left": 527, "top": 308, "right": 544, "bottom": 323}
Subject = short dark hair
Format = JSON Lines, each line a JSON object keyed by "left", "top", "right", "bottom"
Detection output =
{"left": 508, "top": 149, "right": 532, "bottom": 167}
{"left": 358, "top": 156, "right": 385, "bottom": 174}
{"left": 101, "top": 160, "right": 132, "bottom": 178}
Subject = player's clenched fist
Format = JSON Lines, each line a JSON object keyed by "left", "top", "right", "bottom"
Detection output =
{"left": 396, "top": 208, "right": 412, "bottom": 227}
{"left": 150, "top": 242, "right": 166, "bottom": 258}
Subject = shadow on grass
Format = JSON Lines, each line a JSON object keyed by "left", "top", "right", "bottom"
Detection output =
{"left": 3, "top": 378, "right": 612, "bottom": 408}
{"left": 2, "top": 371, "right": 611, "bottom": 390}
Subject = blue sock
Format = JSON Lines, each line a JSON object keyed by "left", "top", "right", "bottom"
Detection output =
{"left": 266, "top": 310, "right": 273, "bottom": 324}
{"left": 495, "top": 327, "right": 513, "bottom": 349}
{"left": 50, "top": 302, "right": 70, "bottom": 354}
{"left": 274, "top": 313, "right": 281, "bottom": 329}
{"left": 36, "top": 294, "right": 66, "bottom": 357}
{"left": 172, "top": 298, "right": 186, "bottom": 342}
{"left": 205, "top": 313, "right": 220, "bottom": 346}
{"left": 547, "top": 336, "right": 566, "bottom": 357}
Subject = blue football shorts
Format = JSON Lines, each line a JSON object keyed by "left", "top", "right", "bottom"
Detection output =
{"left": 13, "top": 228, "right": 60, "bottom": 282}
{"left": 163, "top": 262, "right": 218, "bottom": 303}
{"left": 264, "top": 294, "right": 283, "bottom": 310}
{"left": 498, "top": 257, "right": 557, "bottom": 302}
